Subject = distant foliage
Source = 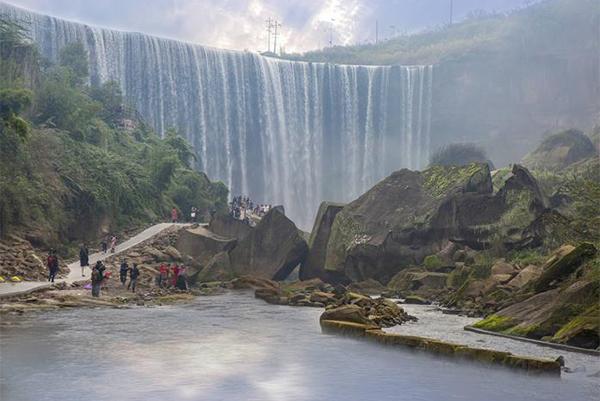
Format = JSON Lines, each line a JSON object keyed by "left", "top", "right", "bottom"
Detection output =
{"left": 429, "top": 143, "right": 488, "bottom": 167}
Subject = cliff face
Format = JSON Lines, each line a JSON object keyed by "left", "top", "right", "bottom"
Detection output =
{"left": 430, "top": 48, "right": 598, "bottom": 166}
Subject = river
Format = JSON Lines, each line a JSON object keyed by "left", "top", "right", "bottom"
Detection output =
{"left": 1, "top": 292, "right": 598, "bottom": 401}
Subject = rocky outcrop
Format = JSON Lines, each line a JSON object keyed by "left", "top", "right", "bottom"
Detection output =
{"left": 0, "top": 235, "right": 66, "bottom": 281}
{"left": 229, "top": 209, "right": 308, "bottom": 280}
{"left": 319, "top": 163, "right": 551, "bottom": 284}
{"left": 176, "top": 226, "right": 236, "bottom": 267}
{"left": 299, "top": 202, "right": 344, "bottom": 281}
{"left": 472, "top": 243, "right": 599, "bottom": 349}
{"left": 522, "top": 129, "right": 596, "bottom": 171}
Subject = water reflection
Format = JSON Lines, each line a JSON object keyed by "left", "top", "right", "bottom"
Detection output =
{"left": 1, "top": 293, "right": 598, "bottom": 401}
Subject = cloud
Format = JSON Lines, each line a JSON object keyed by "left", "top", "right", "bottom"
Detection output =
{"left": 6, "top": 0, "right": 534, "bottom": 52}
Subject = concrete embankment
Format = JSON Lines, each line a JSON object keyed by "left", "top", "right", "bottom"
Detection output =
{"left": 320, "top": 320, "right": 561, "bottom": 375}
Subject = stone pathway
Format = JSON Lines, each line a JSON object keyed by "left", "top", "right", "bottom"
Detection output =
{"left": 0, "top": 223, "right": 191, "bottom": 298}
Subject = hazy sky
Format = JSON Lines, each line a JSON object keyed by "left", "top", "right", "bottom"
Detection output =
{"left": 6, "top": 0, "right": 536, "bottom": 52}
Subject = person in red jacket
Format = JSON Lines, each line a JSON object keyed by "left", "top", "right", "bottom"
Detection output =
{"left": 171, "top": 264, "right": 180, "bottom": 287}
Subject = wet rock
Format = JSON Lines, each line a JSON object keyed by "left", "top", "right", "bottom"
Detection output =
{"left": 402, "top": 295, "right": 431, "bottom": 305}
{"left": 320, "top": 305, "right": 377, "bottom": 327}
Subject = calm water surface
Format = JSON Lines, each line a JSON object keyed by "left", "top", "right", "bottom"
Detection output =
{"left": 1, "top": 292, "right": 598, "bottom": 401}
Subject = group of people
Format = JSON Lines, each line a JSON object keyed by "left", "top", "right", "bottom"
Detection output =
{"left": 51, "top": 232, "right": 189, "bottom": 298}
{"left": 171, "top": 206, "right": 202, "bottom": 223}
{"left": 118, "top": 260, "right": 140, "bottom": 292}
{"left": 158, "top": 263, "right": 188, "bottom": 290}
{"left": 229, "top": 196, "right": 272, "bottom": 225}
{"left": 100, "top": 236, "right": 118, "bottom": 254}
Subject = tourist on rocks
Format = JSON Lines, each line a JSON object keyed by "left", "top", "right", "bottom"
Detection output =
{"left": 100, "top": 237, "right": 108, "bottom": 254}
{"left": 128, "top": 263, "right": 140, "bottom": 293}
{"left": 91, "top": 264, "right": 102, "bottom": 297}
{"left": 110, "top": 236, "right": 117, "bottom": 253}
{"left": 171, "top": 264, "right": 180, "bottom": 287}
{"left": 190, "top": 207, "right": 197, "bottom": 222}
{"left": 176, "top": 265, "right": 188, "bottom": 290}
{"left": 159, "top": 263, "right": 169, "bottom": 288}
{"left": 47, "top": 249, "right": 58, "bottom": 282}
{"left": 171, "top": 207, "right": 178, "bottom": 223}
{"left": 79, "top": 244, "right": 89, "bottom": 277}
{"left": 119, "top": 259, "right": 129, "bottom": 286}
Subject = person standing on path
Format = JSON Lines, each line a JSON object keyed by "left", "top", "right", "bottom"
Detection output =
{"left": 46, "top": 250, "right": 58, "bottom": 282}
{"left": 110, "top": 236, "right": 117, "bottom": 253}
{"left": 79, "top": 244, "right": 89, "bottom": 277}
{"left": 128, "top": 263, "right": 140, "bottom": 293}
{"left": 176, "top": 265, "right": 188, "bottom": 290}
{"left": 171, "top": 207, "right": 178, "bottom": 223}
{"left": 119, "top": 259, "right": 129, "bottom": 286}
{"left": 101, "top": 238, "right": 108, "bottom": 254}
{"left": 91, "top": 264, "right": 102, "bottom": 297}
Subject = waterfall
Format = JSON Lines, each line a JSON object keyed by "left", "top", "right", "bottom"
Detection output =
{"left": 1, "top": 3, "right": 434, "bottom": 229}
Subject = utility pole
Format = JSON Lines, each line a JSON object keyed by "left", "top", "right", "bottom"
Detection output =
{"left": 265, "top": 18, "right": 273, "bottom": 52}
{"left": 272, "top": 20, "right": 281, "bottom": 55}
{"left": 375, "top": 19, "right": 379, "bottom": 44}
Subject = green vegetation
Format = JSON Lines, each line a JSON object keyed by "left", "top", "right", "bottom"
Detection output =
{"left": 423, "top": 255, "right": 443, "bottom": 270}
{"left": 422, "top": 163, "right": 484, "bottom": 199}
{"left": 473, "top": 315, "right": 515, "bottom": 332}
{"left": 0, "top": 18, "right": 227, "bottom": 248}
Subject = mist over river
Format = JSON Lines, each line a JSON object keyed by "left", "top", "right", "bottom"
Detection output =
{"left": 1, "top": 292, "right": 598, "bottom": 401}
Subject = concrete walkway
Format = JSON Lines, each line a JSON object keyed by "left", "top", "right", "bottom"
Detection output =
{"left": 0, "top": 223, "right": 190, "bottom": 299}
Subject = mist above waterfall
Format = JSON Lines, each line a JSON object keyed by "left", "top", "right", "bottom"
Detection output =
{"left": 2, "top": 3, "right": 433, "bottom": 229}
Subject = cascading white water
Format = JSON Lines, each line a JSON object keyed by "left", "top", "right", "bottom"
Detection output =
{"left": 1, "top": 3, "right": 433, "bottom": 229}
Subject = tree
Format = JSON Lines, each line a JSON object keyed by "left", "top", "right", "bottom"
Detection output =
{"left": 58, "top": 42, "right": 89, "bottom": 86}
{"left": 429, "top": 143, "right": 491, "bottom": 168}
{"left": 164, "top": 128, "right": 195, "bottom": 168}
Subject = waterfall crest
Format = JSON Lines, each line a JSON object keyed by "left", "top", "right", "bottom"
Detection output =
{"left": 2, "top": 3, "right": 433, "bottom": 228}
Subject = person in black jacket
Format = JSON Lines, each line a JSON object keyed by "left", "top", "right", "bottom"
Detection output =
{"left": 79, "top": 244, "right": 89, "bottom": 277}
{"left": 119, "top": 260, "right": 129, "bottom": 286}
{"left": 128, "top": 263, "right": 140, "bottom": 293}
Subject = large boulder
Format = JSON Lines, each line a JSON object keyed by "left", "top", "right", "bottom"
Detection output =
{"left": 522, "top": 129, "right": 596, "bottom": 171}
{"left": 176, "top": 226, "right": 237, "bottom": 266}
{"left": 208, "top": 214, "right": 253, "bottom": 241}
{"left": 321, "top": 163, "right": 551, "bottom": 284}
{"left": 533, "top": 242, "right": 597, "bottom": 292}
{"left": 299, "top": 202, "right": 345, "bottom": 281}
{"left": 506, "top": 264, "right": 542, "bottom": 290}
{"left": 195, "top": 252, "right": 234, "bottom": 283}
{"left": 229, "top": 209, "right": 309, "bottom": 280}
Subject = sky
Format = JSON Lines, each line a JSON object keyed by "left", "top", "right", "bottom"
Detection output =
{"left": 6, "top": 0, "right": 537, "bottom": 53}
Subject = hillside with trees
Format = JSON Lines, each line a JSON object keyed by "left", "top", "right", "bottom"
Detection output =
{"left": 0, "top": 18, "right": 227, "bottom": 253}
